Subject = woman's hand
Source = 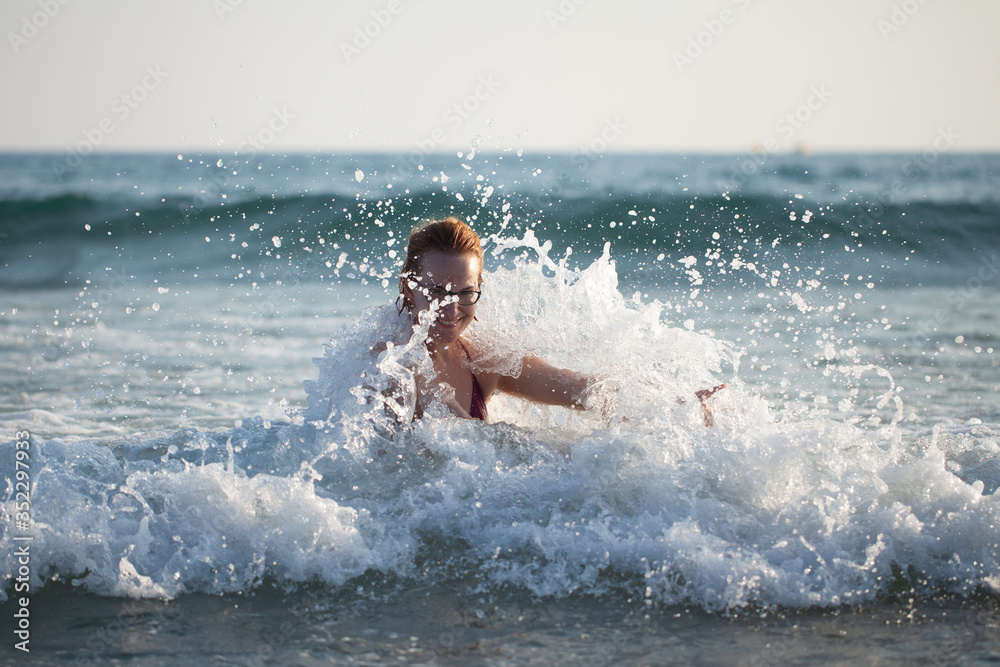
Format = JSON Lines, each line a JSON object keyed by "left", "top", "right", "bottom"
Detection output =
{"left": 695, "top": 383, "right": 727, "bottom": 426}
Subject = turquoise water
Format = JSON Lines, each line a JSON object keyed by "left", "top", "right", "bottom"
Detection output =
{"left": 1, "top": 152, "right": 998, "bottom": 663}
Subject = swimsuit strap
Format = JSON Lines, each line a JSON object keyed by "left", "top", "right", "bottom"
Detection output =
{"left": 458, "top": 340, "right": 488, "bottom": 422}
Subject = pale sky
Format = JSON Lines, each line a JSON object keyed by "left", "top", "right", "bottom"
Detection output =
{"left": 2, "top": 0, "right": 998, "bottom": 154}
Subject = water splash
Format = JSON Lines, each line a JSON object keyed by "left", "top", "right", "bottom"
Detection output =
{"left": 2, "top": 231, "right": 998, "bottom": 612}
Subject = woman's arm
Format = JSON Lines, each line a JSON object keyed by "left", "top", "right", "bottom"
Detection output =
{"left": 496, "top": 355, "right": 590, "bottom": 409}
{"left": 473, "top": 344, "right": 726, "bottom": 425}
{"left": 497, "top": 356, "right": 727, "bottom": 425}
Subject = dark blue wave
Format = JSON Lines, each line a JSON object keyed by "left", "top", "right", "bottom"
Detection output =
{"left": 1, "top": 153, "right": 997, "bottom": 288}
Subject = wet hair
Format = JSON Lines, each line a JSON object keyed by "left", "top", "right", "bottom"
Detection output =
{"left": 398, "top": 217, "right": 483, "bottom": 312}
{"left": 400, "top": 216, "right": 483, "bottom": 280}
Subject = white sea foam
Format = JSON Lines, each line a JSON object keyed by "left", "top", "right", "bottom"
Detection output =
{"left": 2, "top": 235, "right": 998, "bottom": 610}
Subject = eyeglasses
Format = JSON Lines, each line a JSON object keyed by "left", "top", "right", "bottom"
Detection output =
{"left": 419, "top": 287, "right": 482, "bottom": 306}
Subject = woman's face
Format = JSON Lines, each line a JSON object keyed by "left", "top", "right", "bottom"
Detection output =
{"left": 403, "top": 250, "right": 481, "bottom": 345}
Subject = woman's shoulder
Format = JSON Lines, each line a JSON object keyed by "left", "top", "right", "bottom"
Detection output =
{"left": 460, "top": 337, "right": 504, "bottom": 392}
{"left": 458, "top": 336, "right": 483, "bottom": 362}
{"left": 460, "top": 335, "right": 524, "bottom": 375}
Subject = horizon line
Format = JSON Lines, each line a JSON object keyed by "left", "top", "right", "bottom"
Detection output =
{"left": 2, "top": 147, "right": 999, "bottom": 157}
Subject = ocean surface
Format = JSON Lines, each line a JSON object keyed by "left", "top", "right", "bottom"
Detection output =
{"left": 1, "top": 151, "right": 998, "bottom": 664}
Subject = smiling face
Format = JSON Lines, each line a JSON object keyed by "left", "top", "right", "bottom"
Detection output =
{"left": 402, "top": 250, "right": 482, "bottom": 347}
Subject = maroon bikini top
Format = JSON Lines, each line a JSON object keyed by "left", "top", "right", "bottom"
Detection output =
{"left": 459, "top": 340, "right": 488, "bottom": 422}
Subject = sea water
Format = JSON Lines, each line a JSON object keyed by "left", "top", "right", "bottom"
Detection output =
{"left": 0, "top": 152, "right": 998, "bottom": 664}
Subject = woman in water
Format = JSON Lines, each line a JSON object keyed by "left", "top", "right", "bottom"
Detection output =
{"left": 394, "top": 216, "right": 724, "bottom": 424}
